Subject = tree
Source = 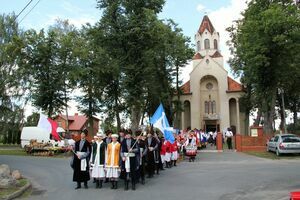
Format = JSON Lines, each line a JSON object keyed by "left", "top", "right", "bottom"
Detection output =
{"left": 227, "top": 0, "right": 300, "bottom": 134}
{"left": 0, "top": 13, "right": 26, "bottom": 144}
{"left": 20, "top": 20, "right": 79, "bottom": 118}
{"left": 74, "top": 25, "right": 109, "bottom": 135}
{"left": 96, "top": 0, "right": 193, "bottom": 132}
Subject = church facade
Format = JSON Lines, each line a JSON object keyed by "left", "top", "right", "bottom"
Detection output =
{"left": 176, "top": 15, "right": 249, "bottom": 135}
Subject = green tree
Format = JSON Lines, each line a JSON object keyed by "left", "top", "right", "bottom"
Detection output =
{"left": 96, "top": 0, "right": 193, "bottom": 131}
{"left": 227, "top": 0, "right": 300, "bottom": 134}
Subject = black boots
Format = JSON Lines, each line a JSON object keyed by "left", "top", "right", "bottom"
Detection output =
{"left": 174, "top": 160, "right": 177, "bottom": 166}
{"left": 84, "top": 182, "right": 88, "bottom": 189}
{"left": 111, "top": 181, "right": 118, "bottom": 189}
{"left": 132, "top": 180, "right": 136, "bottom": 190}
{"left": 75, "top": 182, "right": 81, "bottom": 190}
{"left": 96, "top": 180, "right": 103, "bottom": 188}
{"left": 124, "top": 180, "right": 129, "bottom": 191}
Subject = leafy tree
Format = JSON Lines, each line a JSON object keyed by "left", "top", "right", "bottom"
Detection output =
{"left": 227, "top": 0, "right": 300, "bottom": 134}
{"left": 96, "top": 0, "right": 193, "bottom": 131}
{"left": 0, "top": 13, "right": 26, "bottom": 144}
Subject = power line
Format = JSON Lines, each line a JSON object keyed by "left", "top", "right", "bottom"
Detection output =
{"left": 18, "top": 0, "right": 42, "bottom": 24}
{"left": 14, "top": 0, "right": 34, "bottom": 22}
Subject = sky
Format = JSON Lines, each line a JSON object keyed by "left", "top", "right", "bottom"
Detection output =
{"left": 1, "top": 0, "right": 249, "bottom": 118}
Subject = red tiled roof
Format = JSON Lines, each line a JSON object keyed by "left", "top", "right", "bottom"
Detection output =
{"left": 180, "top": 81, "right": 191, "bottom": 94}
{"left": 210, "top": 51, "right": 223, "bottom": 58}
{"left": 60, "top": 115, "right": 74, "bottom": 121}
{"left": 198, "top": 15, "right": 215, "bottom": 34}
{"left": 227, "top": 77, "right": 243, "bottom": 92}
{"left": 179, "top": 77, "right": 243, "bottom": 95}
{"left": 57, "top": 114, "right": 99, "bottom": 131}
{"left": 69, "top": 115, "right": 88, "bottom": 131}
{"left": 192, "top": 52, "right": 204, "bottom": 60}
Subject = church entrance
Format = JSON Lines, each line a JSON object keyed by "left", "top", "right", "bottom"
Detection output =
{"left": 201, "top": 120, "right": 220, "bottom": 151}
{"left": 204, "top": 120, "right": 219, "bottom": 133}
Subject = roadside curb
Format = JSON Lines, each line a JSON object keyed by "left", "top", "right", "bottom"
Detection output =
{"left": 1, "top": 180, "right": 31, "bottom": 200}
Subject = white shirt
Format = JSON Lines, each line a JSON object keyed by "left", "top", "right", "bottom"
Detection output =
{"left": 225, "top": 131, "right": 233, "bottom": 138}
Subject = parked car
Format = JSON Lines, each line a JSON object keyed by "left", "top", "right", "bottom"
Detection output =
{"left": 267, "top": 134, "right": 300, "bottom": 156}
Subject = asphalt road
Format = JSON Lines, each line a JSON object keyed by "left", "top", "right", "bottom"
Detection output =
{"left": 1, "top": 152, "right": 300, "bottom": 200}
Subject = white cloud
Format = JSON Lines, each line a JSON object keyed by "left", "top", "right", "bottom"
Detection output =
{"left": 44, "top": 14, "right": 97, "bottom": 29}
{"left": 62, "top": 1, "right": 84, "bottom": 13}
{"left": 180, "top": 0, "right": 247, "bottom": 82}
{"left": 208, "top": 0, "right": 248, "bottom": 74}
{"left": 196, "top": 4, "right": 205, "bottom": 12}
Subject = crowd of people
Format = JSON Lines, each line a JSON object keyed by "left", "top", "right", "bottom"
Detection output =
{"left": 71, "top": 127, "right": 234, "bottom": 191}
{"left": 71, "top": 129, "right": 184, "bottom": 191}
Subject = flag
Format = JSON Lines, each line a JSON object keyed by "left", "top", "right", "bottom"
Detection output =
{"left": 37, "top": 113, "right": 51, "bottom": 133}
{"left": 48, "top": 118, "right": 61, "bottom": 141}
{"left": 37, "top": 113, "right": 61, "bottom": 141}
{"left": 150, "top": 103, "right": 175, "bottom": 144}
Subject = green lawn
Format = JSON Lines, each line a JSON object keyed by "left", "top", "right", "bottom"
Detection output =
{"left": 0, "top": 149, "right": 28, "bottom": 156}
{"left": 244, "top": 151, "right": 300, "bottom": 160}
{"left": 0, "top": 178, "right": 29, "bottom": 198}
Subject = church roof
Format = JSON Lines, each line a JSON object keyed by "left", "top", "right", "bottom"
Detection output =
{"left": 192, "top": 52, "right": 204, "bottom": 60}
{"left": 227, "top": 77, "right": 244, "bottom": 92}
{"left": 198, "top": 15, "right": 215, "bottom": 34}
{"left": 179, "top": 77, "right": 244, "bottom": 95}
{"left": 210, "top": 50, "right": 223, "bottom": 58}
{"left": 180, "top": 80, "right": 191, "bottom": 95}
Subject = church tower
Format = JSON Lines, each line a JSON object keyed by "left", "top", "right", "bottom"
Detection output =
{"left": 175, "top": 15, "right": 248, "bottom": 137}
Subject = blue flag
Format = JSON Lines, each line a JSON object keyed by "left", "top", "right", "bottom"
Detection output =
{"left": 150, "top": 103, "right": 175, "bottom": 144}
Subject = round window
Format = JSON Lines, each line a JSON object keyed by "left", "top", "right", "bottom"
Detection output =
{"left": 206, "top": 83, "right": 213, "bottom": 90}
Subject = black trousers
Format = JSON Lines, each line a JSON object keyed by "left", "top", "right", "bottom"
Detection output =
{"left": 227, "top": 137, "right": 232, "bottom": 149}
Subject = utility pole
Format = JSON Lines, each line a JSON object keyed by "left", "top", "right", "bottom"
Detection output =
{"left": 279, "top": 88, "right": 287, "bottom": 134}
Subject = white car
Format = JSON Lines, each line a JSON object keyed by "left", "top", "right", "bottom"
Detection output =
{"left": 267, "top": 134, "right": 300, "bottom": 156}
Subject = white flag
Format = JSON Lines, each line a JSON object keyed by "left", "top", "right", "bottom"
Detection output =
{"left": 37, "top": 113, "right": 51, "bottom": 133}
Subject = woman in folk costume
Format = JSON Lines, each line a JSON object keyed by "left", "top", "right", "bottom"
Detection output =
{"left": 106, "top": 134, "right": 121, "bottom": 189}
{"left": 90, "top": 133, "right": 106, "bottom": 188}
{"left": 171, "top": 137, "right": 179, "bottom": 166}
{"left": 121, "top": 131, "right": 139, "bottom": 191}
{"left": 160, "top": 136, "right": 166, "bottom": 168}
{"left": 184, "top": 130, "right": 197, "bottom": 162}
{"left": 164, "top": 139, "right": 172, "bottom": 168}
{"left": 72, "top": 129, "right": 91, "bottom": 189}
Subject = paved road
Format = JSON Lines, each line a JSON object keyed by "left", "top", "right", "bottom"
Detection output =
{"left": 1, "top": 152, "right": 300, "bottom": 200}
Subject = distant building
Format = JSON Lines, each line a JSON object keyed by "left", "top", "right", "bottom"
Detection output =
{"left": 54, "top": 113, "right": 99, "bottom": 136}
{"left": 174, "top": 15, "right": 249, "bottom": 135}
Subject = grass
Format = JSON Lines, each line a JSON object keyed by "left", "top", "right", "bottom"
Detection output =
{"left": 244, "top": 151, "right": 300, "bottom": 160}
{"left": 0, "top": 178, "right": 29, "bottom": 198}
{"left": 0, "top": 149, "right": 28, "bottom": 156}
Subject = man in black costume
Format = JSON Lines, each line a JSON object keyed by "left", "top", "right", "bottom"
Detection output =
{"left": 72, "top": 129, "right": 91, "bottom": 189}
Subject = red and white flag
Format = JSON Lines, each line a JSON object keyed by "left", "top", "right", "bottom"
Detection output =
{"left": 37, "top": 113, "right": 61, "bottom": 141}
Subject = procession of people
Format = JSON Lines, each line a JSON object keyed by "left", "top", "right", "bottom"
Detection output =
{"left": 71, "top": 128, "right": 183, "bottom": 191}
{"left": 71, "top": 127, "right": 234, "bottom": 190}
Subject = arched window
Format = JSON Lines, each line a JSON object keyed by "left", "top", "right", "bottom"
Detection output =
{"left": 197, "top": 41, "right": 201, "bottom": 51}
{"left": 204, "top": 39, "right": 210, "bottom": 49}
{"left": 214, "top": 39, "right": 218, "bottom": 49}
{"left": 205, "top": 101, "right": 209, "bottom": 114}
{"left": 212, "top": 101, "right": 216, "bottom": 113}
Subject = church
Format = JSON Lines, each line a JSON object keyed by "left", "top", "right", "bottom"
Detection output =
{"left": 176, "top": 15, "right": 249, "bottom": 135}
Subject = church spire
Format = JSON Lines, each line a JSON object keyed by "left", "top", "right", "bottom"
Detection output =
{"left": 198, "top": 15, "right": 215, "bottom": 34}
